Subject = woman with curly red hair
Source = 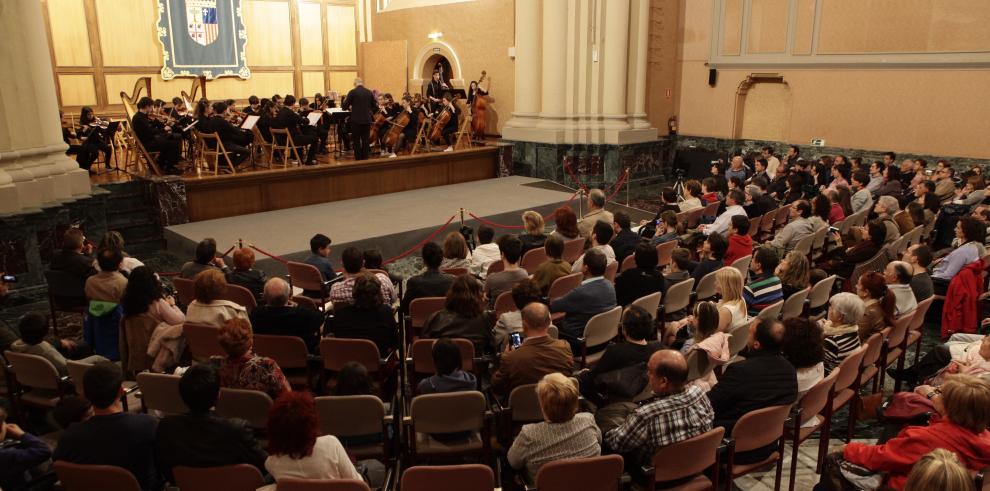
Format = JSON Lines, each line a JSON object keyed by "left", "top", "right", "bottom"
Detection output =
{"left": 214, "top": 318, "right": 290, "bottom": 399}
{"left": 264, "top": 391, "right": 362, "bottom": 485}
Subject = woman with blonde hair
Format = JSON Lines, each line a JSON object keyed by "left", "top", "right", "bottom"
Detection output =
{"left": 440, "top": 231, "right": 472, "bottom": 270}
{"left": 507, "top": 373, "right": 601, "bottom": 482}
{"left": 904, "top": 449, "right": 975, "bottom": 491}
{"left": 776, "top": 251, "right": 811, "bottom": 298}
{"left": 519, "top": 210, "right": 548, "bottom": 255}
{"left": 715, "top": 267, "right": 748, "bottom": 331}
{"left": 185, "top": 269, "right": 248, "bottom": 327}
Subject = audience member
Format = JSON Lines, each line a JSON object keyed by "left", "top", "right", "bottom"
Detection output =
{"left": 440, "top": 231, "right": 472, "bottom": 270}
{"left": 905, "top": 244, "right": 934, "bottom": 302}
{"left": 550, "top": 206, "right": 580, "bottom": 241}
{"left": 571, "top": 221, "right": 617, "bottom": 272}
{"left": 550, "top": 249, "right": 617, "bottom": 351}
{"left": 416, "top": 337, "right": 478, "bottom": 394}
{"left": 884, "top": 261, "right": 919, "bottom": 316}
{"left": 186, "top": 269, "right": 248, "bottom": 327}
{"left": 857, "top": 272, "right": 899, "bottom": 342}
{"left": 615, "top": 242, "right": 665, "bottom": 307}
{"left": 743, "top": 247, "right": 784, "bottom": 316}
{"left": 578, "top": 188, "right": 614, "bottom": 238}
{"left": 579, "top": 305, "right": 663, "bottom": 404}
{"left": 933, "top": 217, "right": 987, "bottom": 294}
{"left": 402, "top": 242, "right": 455, "bottom": 314}
{"left": 933, "top": 166, "right": 956, "bottom": 202}
{"left": 708, "top": 319, "right": 797, "bottom": 462}
{"left": 866, "top": 161, "right": 885, "bottom": 195}
{"left": 333, "top": 362, "right": 376, "bottom": 396}
{"left": 825, "top": 220, "right": 887, "bottom": 279}
{"left": 485, "top": 235, "right": 528, "bottom": 303}
{"left": 870, "top": 196, "right": 902, "bottom": 246}
{"left": 96, "top": 231, "right": 144, "bottom": 274}
{"left": 531, "top": 235, "right": 572, "bottom": 295}
{"left": 850, "top": 171, "right": 874, "bottom": 214}
{"left": 154, "top": 364, "right": 267, "bottom": 481}
{"left": 610, "top": 212, "right": 640, "bottom": 264}
{"left": 10, "top": 312, "right": 106, "bottom": 376}
{"left": 0, "top": 406, "right": 52, "bottom": 491}
{"left": 891, "top": 334, "right": 990, "bottom": 387}
{"left": 700, "top": 189, "right": 746, "bottom": 237}
{"left": 953, "top": 175, "right": 987, "bottom": 208}
{"left": 519, "top": 211, "right": 548, "bottom": 255}
{"left": 508, "top": 373, "right": 601, "bottom": 482}
{"left": 250, "top": 278, "right": 323, "bottom": 353}
{"left": 776, "top": 251, "right": 811, "bottom": 298}
{"left": 664, "top": 247, "right": 692, "bottom": 285}
{"left": 329, "top": 246, "right": 396, "bottom": 306}
{"left": 181, "top": 238, "right": 229, "bottom": 279}
{"left": 85, "top": 247, "right": 128, "bottom": 303}
{"left": 675, "top": 301, "right": 720, "bottom": 354}
{"left": 54, "top": 362, "right": 159, "bottom": 490}
{"left": 422, "top": 275, "right": 495, "bottom": 354}
{"left": 878, "top": 165, "right": 904, "bottom": 197}
{"left": 649, "top": 210, "right": 682, "bottom": 246}
{"left": 303, "top": 234, "right": 338, "bottom": 289}
{"left": 691, "top": 234, "right": 728, "bottom": 286}
{"left": 494, "top": 279, "right": 542, "bottom": 351}
{"left": 469, "top": 225, "right": 501, "bottom": 276}
{"left": 715, "top": 267, "right": 749, "bottom": 331}
{"left": 723, "top": 214, "right": 753, "bottom": 266}
{"left": 903, "top": 448, "right": 976, "bottom": 491}
{"left": 225, "top": 247, "right": 267, "bottom": 302}
{"left": 325, "top": 273, "right": 398, "bottom": 354}
{"left": 748, "top": 182, "right": 776, "bottom": 217}
{"left": 213, "top": 318, "right": 291, "bottom": 399}
{"left": 781, "top": 318, "right": 825, "bottom": 398}
{"left": 679, "top": 180, "right": 704, "bottom": 211}
{"left": 820, "top": 292, "right": 866, "bottom": 372}
{"left": 768, "top": 200, "right": 815, "bottom": 252}
{"left": 50, "top": 227, "right": 96, "bottom": 281}
{"left": 492, "top": 303, "right": 574, "bottom": 398}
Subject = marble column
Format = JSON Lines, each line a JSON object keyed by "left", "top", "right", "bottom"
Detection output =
{"left": 0, "top": 0, "right": 91, "bottom": 215}
{"left": 601, "top": 0, "right": 631, "bottom": 134}
{"left": 502, "top": 0, "right": 541, "bottom": 130}
{"left": 627, "top": 0, "right": 652, "bottom": 129}
{"left": 537, "top": 0, "right": 568, "bottom": 132}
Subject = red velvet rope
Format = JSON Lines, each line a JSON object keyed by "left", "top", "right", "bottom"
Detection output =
{"left": 563, "top": 160, "right": 589, "bottom": 191}
{"left": 383, "top": 214, "right": 458, "bottom": 265}
{"left": 248, "top": 244, "right": 289, "bottom": 265}
{"left": 605, "top": 169, "right": 630, "bottom": 202}
{"left": 468, "top": 212, "right": 525, "bottom": 229}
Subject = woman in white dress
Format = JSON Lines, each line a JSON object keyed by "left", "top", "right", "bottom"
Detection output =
{"left": 714, "top": 267, "right": 749, "bottom": 331}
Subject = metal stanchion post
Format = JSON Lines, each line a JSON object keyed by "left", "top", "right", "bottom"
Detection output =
{"left": 625, "top": 168, "right": 630, "bottom": 206}
{"left": 578, "top": 189, "right": 585, "bottom": 218}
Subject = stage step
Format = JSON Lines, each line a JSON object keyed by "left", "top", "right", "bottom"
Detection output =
{"left": 98, "top": 181, "right": 163, "bottom": 258}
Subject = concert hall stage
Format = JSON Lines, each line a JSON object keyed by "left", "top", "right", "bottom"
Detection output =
{"left": 180, "top": 145, "right": 503, "bottom": 222}
{"left": 164, "top": 176, "right": 578, "bottom": 276}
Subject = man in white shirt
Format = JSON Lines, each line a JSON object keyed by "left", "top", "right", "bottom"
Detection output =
{"left": 572, "top": 220, "right": 616, "bottom": 273}
{"left": 867, "top": 161, "right": 885, "bottom": 195}
{"left": 469, "top": 225, "right": 502, "bottom": 277}
{"left": 700, "top": 190, "right": 747, "bottom": 237}
{"left": 578, "top": 188, "right": 614, "bottom": 238}
{"left": 762, "top": 146, "right": 780, "bottom": 180}
{"left": 884, "top": 261, "right": 918, "bottom": 317}
{"left": 850, "top": 171, "right": 874, "bottom": 214}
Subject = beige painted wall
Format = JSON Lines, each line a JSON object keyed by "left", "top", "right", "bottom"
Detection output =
{"left": 674, "top": 0, "right": 990, "bottom": 159}
{"left": 369, "top": 0, "right": 514, "bottom": 133}
{"left": 645, "top": 0, "right": 680, "bottom": 136}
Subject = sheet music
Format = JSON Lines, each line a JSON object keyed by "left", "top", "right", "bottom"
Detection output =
{"left": 240, "top": 115, "right": 260, "bottom": 130}
{"left": 307, "top": 112, "right": 323, "bottom": 126}
{"left": 326, "top": 108, "right": 346, "bottom": 114}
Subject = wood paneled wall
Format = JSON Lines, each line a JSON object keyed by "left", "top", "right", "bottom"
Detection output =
{"left": 43, "top": 0, "right": 361, "bottom": 114}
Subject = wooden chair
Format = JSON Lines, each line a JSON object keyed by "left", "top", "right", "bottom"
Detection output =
{"left": 53, "top": 461, "right": 141, "bottom": 491}
{"left": 757, "top": 210, "right": 777, "bottom": 241}
{"left": 66, "top": 359, "right": 137, "bottom": 413}
{"left": 319, "top": 338, "right": 392, "bottom": 392}
{"left": 440, "top": 267, "right": 469, "bottom": 276}
{"left": 792, "top": 234, "right": 815, "bottom": 259}
{"left": 405, "top": 296, "right": 447, "bottom": 338}
{"left": 849, "top": 250, "right": 888, "bottom": 293}
{"left": 823, "top": 347, "right": 866, "bottom": 443}
{"left": 905, "top": 297, "right": 935, "bottom": 364}
{"left": 547, "top": 272, "right": 583, "bottom": 303}
{"left": 685, "top": 348, "right": 715, "bottom": 382}
{"left": 727, "top": 322, "right": 751, "bottom": 358}
{"left": 171, "top": 277, "right": 196, "bottom": 307}
{"left": 286, "top": 261, "right": 330, "bottom": 309}
{"left": 785, "top": 371, "right": 839, "bottom": 489}
{"left": 701, "top": 201, "right": 719, "bottom": 218}
{"left": 4, "top": 351, "right": 69, "bottom": 419}
{"left": 173, "top": 464, "right": 265, "bottom": 491}
{"left": 401, "top": 464, "right": 494, "bottom": 491}
{"left": 136, "top": 372, "right": 188, "bottom": 415}
{"left": 405, "top": 392, "right": 491, "bottom": 465}
{"left": 660, "top": 278, "right": 694, "bottom": 322}
{"left": 807, "top": 275, "right": 837, "bottom": 319}
{"left": 619, "top": 254, "right": 636, "bottom": 273}
{"left": 251, "top": 126, "right": 274, "bottom": 166}
{"left": 276, "top": 478, "right": 372, "bottom": 490}
{"left": 182, "top": 322, "right": 224, "bottom": 362}
{"left": 221, "top": 283, "right": 257, "bottom": 312}
{"left": 773, "top": 204, "right": 792, "bottom": 232}
{"left": 215, "top": 388, "right": 273, "bottom": 431}
{"left": 655, "top": 239, "right": 677, "bottom": 267}
{"left": 695, "top": 268, "right": 721, "bottom": 302}
{"left": 757, "top": 300, "right": 784, "bottom": 322}
{"left": 562, "top": 237, "right": 586, "bottom": 264}
{"left": 748, "top": 215, "right": 763, "bottom": 239}
{"left": 486, "top": 260, "right": 505, "bottom": 276}
{"left": 534, "top": 455, "right": 625, "bottom": 491}
{"left": 194, "top": 131, "right": 237, "bottom": 175}
{"left": 520, "top": 247, "right": 549, "bottom": 274}
{"left": 314, "top": 395, "right": 393, "bottom": 463}
{"left": 493, "top": 291, "right": 517, "bottom": 319}
{"left": 253, "top": 334, "right": 314, "bottom": 389}
{"left": 780, "top": 287, "right": 810, "bottom": 320}
{"left": 43, "top": 269, "right": 88, "bottom": 337}
{"left": 877, "top": 314, "right": 914, "bottom": 393}
{"left": 127, "top": 129, "right": 163, "bottom": 176}
{"left": 642, "top": 427, "right": 724, "bottom": 491}
{"left": 811, "top": 225, "right": 830, "bottom": 261}
{"left": 268, "top": 128, "right": 305, "bottom": 168}
{"left": 630, "top": 291, "right": 662, "bottom": 320}
{"left": 409, "top": 338, "right": 476, "bottom": 388}
{"left": 723, "top": 404, "right": 791, "bottom": 491}
{"left": 604, "top": 261, "right": 619, "bottom": 282}
{"left": 575, "top": 306, "right": 622, "bottom": 368}
{"left": 729, "top": 255, "right": 752, "bottom": 279}
{"left": 684, "top": 207, "right": 706, "bottom": 229}
{"left": 850, "top": 332, "right": 885, "bottom": 435}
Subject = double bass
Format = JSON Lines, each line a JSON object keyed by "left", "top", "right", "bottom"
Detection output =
{"left": 470, "top": 70, "right": 490, "bottom": 139}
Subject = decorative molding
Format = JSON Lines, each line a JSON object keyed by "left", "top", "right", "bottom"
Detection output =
{"left": 731, "top": 73, "right": 788, "bottom": 139}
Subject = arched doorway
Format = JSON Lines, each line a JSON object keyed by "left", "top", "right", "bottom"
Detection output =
{"left": 732, "top": 74, "right": 792, "bottom": 142}
{"left": 410, "top": 41, "right": 464, "bottom": 96}
{"left": 422, "top": 54, "right": 453, "bottom": 87}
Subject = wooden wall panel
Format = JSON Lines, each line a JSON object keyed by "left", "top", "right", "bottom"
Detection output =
{"left": 47, "top": 0, "right": 92, "bottom": 66}
{"left": 747, "top": 0, "right": 789, "bottom": 53}
{"left": 792, "top": 0, "right": 816, "bottom": 55}
{"left": 302, "top": 71, "right": 326, "bottom": 96}
{"left": 243, "top": 0, "right": 293, "bottom": 66}
{"left": 720, "top": 0, "right": 743, "bottom": 55}
{"left": 95, "top": 0, "right": 160, "bottom": 66}
{"left": 739, "top": 82, "right": 792, "bottom": 141}
{"left": 58, "top": 74, "right": 98, "bottom": 106}
{"left": 210, "top": 72, "right": 295, "bottom": 100}
{"left": 361, "top": 40, "right": 408, "bottom": 97}
{"left": 328, "top": 5, "right": 358, "bottom": 65}
{"left": 329, "top": 71, "right": 359, "bottom": 93}
{"left": 298, "top": 2, "right": 324, "bottom": 65}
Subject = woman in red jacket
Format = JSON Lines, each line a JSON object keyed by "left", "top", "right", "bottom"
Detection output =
{"left": 820, "top": 374, "right": 990, "bottom": 490}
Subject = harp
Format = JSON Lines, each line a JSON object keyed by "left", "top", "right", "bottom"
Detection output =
{"left": 120, "top": 77, "right": 152, "bottom": 121}
{"left": 180, "top": 76, "right": 206, "bottom": 111}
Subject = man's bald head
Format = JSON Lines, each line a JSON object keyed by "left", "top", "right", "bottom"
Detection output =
{"left": 885, "top": 260, "right": 912, "bottom": 284}
{"left": 648, "top": 349, "right": 688, "bottom": 393}
{"left": 264, "top": 277, "right": 291, "bottom": 306}
{"left": 521, "top": 302, "right": 550, "bottom": 335}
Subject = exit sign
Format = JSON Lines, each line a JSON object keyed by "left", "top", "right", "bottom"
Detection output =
{"left": 810, "top": 138, "right": 826, "bottom": 147}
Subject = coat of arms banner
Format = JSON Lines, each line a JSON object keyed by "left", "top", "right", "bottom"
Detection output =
{"left": 156, "top": 0, "right": 250, "bottom": 80}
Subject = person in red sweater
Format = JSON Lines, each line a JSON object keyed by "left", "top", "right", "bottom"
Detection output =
{"left": 819, "top": 374, "right": 990, "bottom": 490}
{"left": 723, "top": 215, "right": 753, "bottom": 267}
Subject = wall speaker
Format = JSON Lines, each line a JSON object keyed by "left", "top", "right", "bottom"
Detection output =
{"left": 708, "top": 68, "right": 717, "bottom": 87}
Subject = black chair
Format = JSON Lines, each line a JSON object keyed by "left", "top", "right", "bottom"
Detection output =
{"left": 44, "top": 270, "right": 88, "bottom": 337}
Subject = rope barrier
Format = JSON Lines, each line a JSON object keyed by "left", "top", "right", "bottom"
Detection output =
{"left": 383, "top": 214, "right": 458, "bottom": 265}
{"left": 220, "top": 245, "right": 235, "bottom": 258}
{"left": 563, "top": 160, "right": 589, "bottom": 191}
{"left": 468, "top": 212, "right": 525, "bottom": 230}
{"left": 248, "top": 244, "right": 289, "bottom": 265}
{"left": 605, "top": 169, "right": 630, "bottom": 203}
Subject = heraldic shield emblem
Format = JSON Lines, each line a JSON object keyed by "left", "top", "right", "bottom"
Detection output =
{"left": 187, "top": 0, "right": 219, "bottom": 46}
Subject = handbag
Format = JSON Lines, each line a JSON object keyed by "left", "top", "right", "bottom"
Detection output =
{"left": 856, "top": 392, "right": 885, "bottom": 422}
{"left": 594, "top": 361, "right": 648, "bottom": 400}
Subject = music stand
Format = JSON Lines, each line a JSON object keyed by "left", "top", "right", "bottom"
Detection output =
{"left": 325, "top": 109, "right": 351, "bottom": 158}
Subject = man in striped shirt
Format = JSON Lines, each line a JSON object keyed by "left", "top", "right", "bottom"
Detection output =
{"left": 743, "top": 247, "right": 783, "bottom": 316}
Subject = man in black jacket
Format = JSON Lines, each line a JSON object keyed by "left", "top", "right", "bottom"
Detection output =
{"left": 707, "top": 318, "right": 797, "bottom": 463}
{"left": 199, "top": 101, "right": 252, "bottom": 166}
{"left": 50, "top": 228, "right": 96, "bottom": 284}
{"left": 249, "top": 278, "right": 324, "bottom": 353}
{"left": 609, "top": 212, "right": 641, "bottom": 265}
{"left": 154, "top": 364, "right": 267, "bottom": 482}
{"left": 132, "top": 96, "right": 182, "bottom": 173}
{"left": 272, "top": 95, "right": 318, "bottom": 165}
{"left": 400, "top": 242, "right": 454, "bottom": 315}
{"left": 343, "top": 78, "right": 376, "bottom": 160}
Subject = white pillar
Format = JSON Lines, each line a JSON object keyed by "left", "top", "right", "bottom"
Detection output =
{"left": 537, "top": 0, "right": 568, "bottom": 130}
{"left": 0, "top": 0, "right": 91, "bottom": 214}
{"left": 627, "top": 0, "right": 651, "bottom": 129}
{"left": 601, "top": 0, "right": 631, "bottom": 133}
{"left": 503, "top": 0, "right": 541, "bottom": 129}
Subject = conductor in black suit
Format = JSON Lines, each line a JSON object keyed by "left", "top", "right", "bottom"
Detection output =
{"left": 199, "top": 101, "right": 252, "bottom": 166}
{"left": 272, "top": 95, "right": 318, "bottom": 165}
{"left": 342, "top": 78, "right": 375, "bottom": 161}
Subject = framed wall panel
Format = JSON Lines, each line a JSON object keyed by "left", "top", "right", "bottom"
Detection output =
{"left": 58, "top": 74, "right": 98, "bottom": 106}
{"left": 720, "top": 0, "right": 743, "bottom": 56}
{"left": 747, "top": 0, "right": 789, "bottom": 54}
{"left": 95, "top": 0, "right": 160, "bottom": 66}
{"left": 329, "top": 71, "right": 359, "bottom": 93}
{"left": 47, "top": 0, "right": 92, "bottom": 67}
{"left": 242, "top": 0, "right": 293, "bottom": 66}
{"left": 210, "top": 72, "right": 295, "bottom": 100}
{"left": 298, "top": 2, "right": 325, "bottom": 65}
{"left": 302, "top": 71, "right": 326, "bottom": 96}
{"left": 328, "top": 5, "right": 358, "bottom": 65}
{"left": 791, "top": 0, "right": 816, "bottom": 55}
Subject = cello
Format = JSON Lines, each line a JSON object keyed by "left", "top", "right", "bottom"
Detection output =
{"left": 470, "top": 70, "right": 490, "bottom": 140}
{"left": 383, "top": 110, "right": 410, "bottom": 149}
{"left": 369, "top": 110, "right": 387, "bottom": 143}
{"left": 429, "top": 104, "right": 453, "bottom": 144}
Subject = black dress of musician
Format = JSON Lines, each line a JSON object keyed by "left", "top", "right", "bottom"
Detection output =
{"left": 272, "top": 95, "right": 318, "bottom": 165}
{"left": 132, "top": 97, "right": 182, "bottom": 174}
{"left": 198, "top": 101, "right": 252, "bottom": 166}
{"left": 342, "top": 79, "right": 376, "bottom": 161}
{"left": 425, "top": 71, "right": 448, "bottom": 114}
{"left": 76, "top": 107, "right": 113, "bottom": 171}
{"left": 440, "top": 93, "right": 461, "bottom": 150}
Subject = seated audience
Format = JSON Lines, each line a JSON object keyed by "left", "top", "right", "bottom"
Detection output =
{"left": 809, "top": 194, "right": 834, "bottom": 230}
{"left": 850, "top": 171, "right": 874, "bottom": 214}
{"left": 743, "top": 246, "right": 784, "bottom": 316}
{"left": 485, "top": 235, "right": 529, "bottom": 304}
{"left": 933, "top": 166, "right": 956, "bottom": 202}
{"left": 303, "top": 233, "right": 338, "bottom": 291}
{"left": 97, "top": 231, "right": 144, "bottom": 274}
{"left": 263, "top": 391, "right": 362, "bottom": 488}
{"left": 603, "top": 350, "right": 714, "bottom": 469}
{"left": 748, "top": 182, "right": 776, "bottom": 217}
{"left": 213, "top": 318, "right": 291, "bottom": 399}
{"left": 519, "top": 211, "right": 548, "bottom": 255}
{"left": 250, "top": 278, "right": 324, "bottom": 353}
{"left": 933, "top": 217, "right": 987, "bottom": 294}
{"left": 120, "top": 266, "right": 185, "bottom": 371}
{"left": 691, "top": 234, "right": 728, "bottom": 287}
{"left": 325, "top": 273, "right": 398, "bottom": 355}
{"left": 874, "top": 195, "right": 904, "bottom": 245}
{"left": 707, "top": 319, "right": 797, "bottom": 462}
{"left": 329, "top": 246, "right": 396, "bottom": 307}
{"left": 614, "top": 242, "right": 664, "bottom": 307}
{"left": 10, "top": 313, "right": 106, "bottom": 376}
{"left": 85, "top": 247, "right": 128, "bottom": 303}
{"left": 714, "top": 267, "right": 749, "bottom": 331}
{"left": 508, "top": 373, "right": 601, "bottom": 482}
{"left": 649, "top": 210, "right": 681, "bottom": 246}
{"left": 821, "top": 292, "right": 866, "bottom": 372}
{"left": 333, "top": 362, "right": 376, "bottom": 396}
{"left": 0, "top": 406, "right": 52, "bottom": 491}
{"left": 877, "top": 165, "right": 904, "bottom": 197}
{"left": 579, "top": 305, "right": 663, "bottom": 404}
{"left": 401, "top": 242, "right": 455, "bottom": 315}
{"left": 416, "top": 337, "right": 478, "bottom": 394}
{"left": 675, "top": 301, "right": 720, "bottom": 354}
{"left": 578, "top": 189, "right": 614, "bottom": 238}
{"left": 781, "top": 318, "right": 825, "bottom": 397}
{"left": 53, "top": 362, "right": 159, "bottom": 490}
{"left": 663, "top": 247, "right": 693, "bottom": 286}
{"left": 363, "top": 249, "right": 401, "bottom": 287}
{"left": 679, "top": 180, "right": 704, "bottom": 211}
{"left": 469, "top": 225, "right": 501, "bottom": 276}
{"left": 776, "top": 251, "right": 811, "bottom": 298}
{"left": 440, "top": 231, "right": 472, "bottom": 270}
{"left": 857, "top": 272, "right": 898, "bottom": 342}
{"left": 699, "top": 190, "right": 746, "bottom": 237}
{"left": 890, "top": 334, "right": 990, "bottom": 387}
{"left": 495, "top": 279, "right": 542, "bottom": 351}
{"left": 952, "top": 175, "right": 986, "bottom": 208}
{"left": 723, "top": 215, "right": 753, "bottom": 266}
{"left": 492, "top": 303, "right": 574, "bottom": 398}
{"left": 903, "top": 449, "right": 975, "bottom": 491}
{"left": 768, "top": 200, "right": 815, "bottom": 252}
{"left": 50, "top": 227, "right": 96, "bottom": 281}
{"left": 531, "top": 235, "right": 572, "bottom": 295}
{"left": 422, "top": 275, "right": 495, "bottom": 354}
{"left": 549, "top": 205, "right": 581, "bottom": 241}
{"left": 225, "top": 247, "right": 267, "bottom": 303}
{"left": 905, "top": 244, "right": 934, "bottom": 302}
{"left": 186, "top": 269, "right": 248, "bottom": 327}
{"left": 825, "top": 220, "right": 887, "bottom": 279}
{"left": 550, "top": 249, "right": 617, "bottom": 351}
{"left": 822, "top": 375, "right": 990, "bottom": 491}
{"left": 609, "top": 212, "right": 640, "bottom": 264}
{"left": 155, "top": 364, "right": 266, "bottom": 481}
{"left": 181, "top": 238, "right": 229, "bottom": 279}
{"left": 571, "top": 221, "right": 617, "bottom": 272}
{"left": 884, "top": 260, "right": 919, "bottom": 316}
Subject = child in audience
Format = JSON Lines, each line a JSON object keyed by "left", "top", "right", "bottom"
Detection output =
{"left": 663, "top": 247, "right": 693, "bottom": 286}
{"left": 0, "top": 406, "right": 52, "bottom": 491}
{"left": 531, "top": 235, "right": 571, "bottom": 296}
{"left": 417, "top": 338, "right": 477, "bottom": 394}
{"left": 9, "top": 312, "right": 106, "bottom": 376}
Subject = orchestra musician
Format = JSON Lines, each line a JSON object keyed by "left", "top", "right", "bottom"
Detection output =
{"left": 132, "top": 96, "right": 182, "bottom": 174}
{"left": 199, "top": 101, "right": 252, "bottom": 167}
{"left": 60, "top": 110, "right": 83, "bottom": 160}
{"left": 256, "top": 98, "right": 276, "bottom": 142}
{"left": 342, "top": 78, "right": 376, "bottom": 161}
{"left": 439, "top": 92, "right": 460, "bottom": 152}
{"left": 272, "top": 94, "right": 283, "bottom": 108}
{"left": 243, "top": 95, "right": 261, "bottom": 116}
{"left": 425, "top": 70, "right": 448, "bottom": 113}
{"left": 76, "top": 106, "right": 114, "bottom": 171}
{"left": 391, "top": 95, "right": 419, "bottom": 156}
{"left": 308, "top": 94, "right": 331, "bottom": 155}
{"left": 272, "top": 95, "right": 318, "bottom": 165}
